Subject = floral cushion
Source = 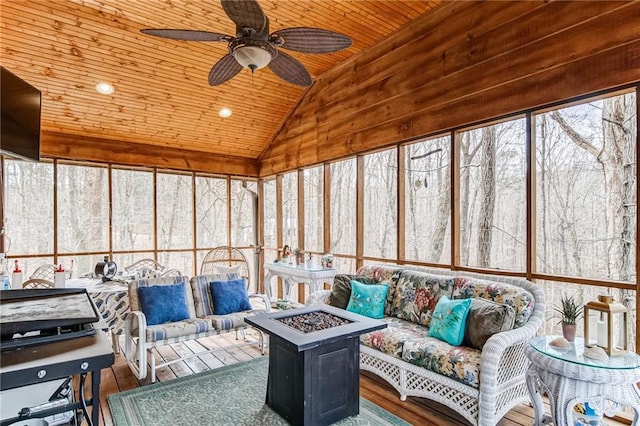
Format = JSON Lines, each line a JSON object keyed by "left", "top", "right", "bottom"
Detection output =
{"left": 387, "top": 270, "right": 455, "bottom": 327}
{"left": 452, "top": 277, "right": 535, "bottom": 328}
{"left": 355, "top": 265, "right": 402, "bottom": 303}
{"left": 360, "top": 317, "right": 430, "bottom": 357}
{"left": 402, "top": 336, "right": 482, "bottom": 388}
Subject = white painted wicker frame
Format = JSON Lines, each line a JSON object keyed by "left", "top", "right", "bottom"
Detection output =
{"left": 306, "top": 265, "right": 546, "bottom": 426}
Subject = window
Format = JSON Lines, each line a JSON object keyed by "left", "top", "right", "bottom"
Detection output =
{"left": 231, "top": 180, "right": 256, "bottom": 247}
{"left": 57, "top": 163, "right": 108, "bottom": 253}
{"left": 535, "top": 91, "right": 637, "bottom": 281}
{"left": 330, "top": 159, "right": 356, "bottom": 256}
{"left": 112, "top": 168, "right": 153, "bottom": 251}
{"left": 458, "top": 118, "right": 527, "bottom": 271}
{"left": 5, "top": 160, "right": 54, "bottom": 255}
{"left": 303, "top": 166, "right": 324, "bottom": 252}
{"left": 363, "top": 149, "right": 397, "bottom": 259}
{"left": 404, "top": 136, "right": 451, "bottom": 264}
{"left": 157, "top": 172, "right": 193, "bottom": 250}
{"left": 263, "top": 179, "right": 277, "bottom": 250}
{"left": 196, "top": 176, "right": 227, "bottom": 248}
{"left": 281, "top": 172, "right": 298, "bottom": 249}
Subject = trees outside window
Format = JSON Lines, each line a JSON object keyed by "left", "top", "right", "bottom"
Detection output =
{"left": 5, "top": 160, "right": 53, "bottom": 257}
{"left": 281, "top": 172, "right": 298, "bottom": 250}
{"left": 535, "top": 92, "right": 637, "bottom": 282}
{"left": 363, "top": 149, "right": 397, "bottom": 259}
{"left": 157, "top": 172, "right": 193, "bottom": 250}
{"left": 304, "top": 166, "right": 324, "bottom": 253}
{"left": 196, "top": 176, "right": 227, "bottom": 249}
{"left": 404, "top": 136, "right": 451, "bottom": 264}
{"left": 459, "top": 118, "right": 527, "bottom": 271}
{"left": 112, "top": 168, "right": 153, "bottom": 251}
{"left": 57, "top": 163, "right": 108, "bottom": 254}
{"left": 231, "top": 180, "right": 256, "bottom": 247}
{"left": 330, "top": 158, "right": 356, "bottom": 256}
{"left": 263, "top": 179, "right": 277, "bottom": 251}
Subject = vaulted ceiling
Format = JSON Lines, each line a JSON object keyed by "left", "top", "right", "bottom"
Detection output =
{"left": 1, "top": 0, "right": 440, "bottom": 162}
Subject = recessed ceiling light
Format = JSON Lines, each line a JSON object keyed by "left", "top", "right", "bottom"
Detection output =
{"left": 218, "top": 107, "right": 232, "bottom": 118}
{"left": 95, "top": 82, "right": 115, "bottom": 95}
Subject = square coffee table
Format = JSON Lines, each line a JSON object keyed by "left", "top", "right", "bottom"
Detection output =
{"left": 245, "top": 305, "right": 386, "bottom": 426}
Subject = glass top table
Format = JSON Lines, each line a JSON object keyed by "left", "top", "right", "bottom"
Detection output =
{"left": 525, "top": 335, "right": 640, "bottom": 426}
{"left": 530, "top": 335, "right": 640, "bottom": 370}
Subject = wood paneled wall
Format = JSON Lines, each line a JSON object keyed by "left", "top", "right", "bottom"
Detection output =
{"left": 259, "top": 1, "right": 640, "bottom": 175}
{"left": 42, "top": 131, "right": 259, "bottom": 176}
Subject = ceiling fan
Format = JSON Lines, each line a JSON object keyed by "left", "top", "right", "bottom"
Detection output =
{"left": 141, "top": 0, "right": 352, "bottom": 87}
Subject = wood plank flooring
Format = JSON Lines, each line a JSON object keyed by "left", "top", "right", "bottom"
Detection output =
{"left": 87, "top": 332, "right": 629, "bottom": 426}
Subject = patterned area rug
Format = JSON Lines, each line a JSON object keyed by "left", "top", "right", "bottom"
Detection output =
{"left": 108, "top": 357, "right": 409, "bottom": 426}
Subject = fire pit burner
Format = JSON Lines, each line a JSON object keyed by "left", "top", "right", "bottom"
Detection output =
{"left": 276, "top": 311, "right": 352, "bottom": 333}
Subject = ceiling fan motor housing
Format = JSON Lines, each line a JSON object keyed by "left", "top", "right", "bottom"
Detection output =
{"left": 229, "top": 37, "right": 277, "bottom": 70}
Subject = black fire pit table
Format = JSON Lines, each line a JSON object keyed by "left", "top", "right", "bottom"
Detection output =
{"left": 245, "top": 305, "right": 386, "bottom": 426}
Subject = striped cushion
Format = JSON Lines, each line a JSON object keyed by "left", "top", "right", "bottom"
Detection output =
{"left": 190, "top": 273, "right": 241, "bottom": 317}
{"left": 201, "top": 310, "right": 264, "bottom": 331}
{"left": 145, "top": 318, "right": 210, "bottom": 342}
{"left": 129, "top": 276, "right": 195, "bottom": 318}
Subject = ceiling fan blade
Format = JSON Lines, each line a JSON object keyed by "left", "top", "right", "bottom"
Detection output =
{"left": 268, "top": 51, "right": 312, "bottom": 86}
{"left": 140, "top": 29, "right": 231, "bottom": 42}
{"left": 221, "top": 0, "right": 267, "bottom": 33}
{"left": 270, "top": 27, "right": 352, "bottom": 53}
{"left": 208, "top": 54, "right": 243, "bottom": 86}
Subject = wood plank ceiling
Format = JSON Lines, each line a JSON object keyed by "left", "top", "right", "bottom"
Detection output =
{"left": 1, "top": 0, "right": 440, "bottom": 163}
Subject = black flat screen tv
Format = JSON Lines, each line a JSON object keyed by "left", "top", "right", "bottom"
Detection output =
{"left": 1, "top": 66, "right": 42, "bottom": 161}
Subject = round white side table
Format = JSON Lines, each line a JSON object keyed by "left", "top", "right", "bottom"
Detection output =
{"left": 525, "top": 335, "right": 640, "bottom": 426}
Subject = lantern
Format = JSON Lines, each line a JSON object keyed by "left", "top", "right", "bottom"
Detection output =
{"left": 583, "top": 295, "right": 628, "bottom": 355}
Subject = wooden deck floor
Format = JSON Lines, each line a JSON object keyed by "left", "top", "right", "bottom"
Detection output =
{"left": 89, "top": 332, "right": 628, "bottom": 426}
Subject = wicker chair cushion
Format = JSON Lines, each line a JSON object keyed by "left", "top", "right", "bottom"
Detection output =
{"left": 144, "top": 318, "right": 210, "bottom": 342}
{"left": 209, "top": 279, "right": 252, "bottom": 315}
{"left": 360, "top": 317, "right": 430, "bottom": 357}
{"left": 387, "top": 270, "right": 455, "bottom": 327}
{"left": 328, "top": 274, "right": 375, "bottom": 309}
{"left": 138, "top": 283, "right": 190, "bottom": 326}
{"left": 452, "top": 277, "right": 535, "bottom": 328}
{"left": 462, "top": 298, "right": 516, "bottom": 350}
{"left": 201, "top": 310, "right": 262, "bottom": 331}
{"left": 129, "top": 276, "right": 195, "bottom": 318}
{"left": 402, "top": 336, "right": 483, "bottom": 389}
{"left": 190, "top": 273, "right": 241, "bottom": 317}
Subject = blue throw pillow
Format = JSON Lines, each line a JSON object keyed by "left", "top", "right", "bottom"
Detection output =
{"left": 209, "top": 279, "right": 252, "bottom": 315}
{"left": 138, "top": 283, "right": 190, "bottom": 326}
{"left": 345, "top": 280, "right": 389, "bottom": 319}
{"left": 429, "top": 295, "right": 472, "bottom": 346}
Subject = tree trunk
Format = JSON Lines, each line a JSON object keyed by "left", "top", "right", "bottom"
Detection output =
{"left": 478, "top": 127, "right": 496, "bottom": 267}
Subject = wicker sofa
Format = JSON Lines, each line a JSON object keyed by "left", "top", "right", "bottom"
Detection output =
{"left": 123, "top": 274, "right": 269, "bottom": 383}
{"left": 306, "top": 264, "right": 545, "bottom": 426}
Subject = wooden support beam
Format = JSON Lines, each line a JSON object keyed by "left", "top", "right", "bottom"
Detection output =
{"left": 42, "top": 131, "right": 260, "bottom": 177}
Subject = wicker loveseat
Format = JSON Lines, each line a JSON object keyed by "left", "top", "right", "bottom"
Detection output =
{"left": 123, "top": 274, "right": 269, "bottom": 383}
{"left": 306, "top": 264, "right": 545, "bottom": 426}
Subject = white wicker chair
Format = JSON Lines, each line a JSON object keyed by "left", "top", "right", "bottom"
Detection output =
{"left": 125, "top": 258, "right": 164, "bottom": 279}
{"left": 22, "top": 278, "right": 55, "bottom": 289}
{"left": 29, "top": 264, "right": 57, "bottom": 281}
{"left": 200, "top": 246, "right": 250, "bottom": 284}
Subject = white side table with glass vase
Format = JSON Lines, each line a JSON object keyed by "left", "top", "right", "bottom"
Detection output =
{"left": 525, "top": 335, "right": 640, "bottom": 426}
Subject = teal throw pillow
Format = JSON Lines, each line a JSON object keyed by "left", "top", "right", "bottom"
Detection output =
{"left": 429, "top": 296, "right": 472, "bottom": 346}
{"left": 138, "top": 283, "right": 190, "bottom": 326}
{"left": 345, "top": 280, "right": 389, "bottom": 319}
{"left": 209, "top": 278, "right": 252, "bottom": 315}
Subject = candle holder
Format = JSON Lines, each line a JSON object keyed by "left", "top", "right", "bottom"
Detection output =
{"left": 583, "top": 295, "right": 628, "bottom": 355}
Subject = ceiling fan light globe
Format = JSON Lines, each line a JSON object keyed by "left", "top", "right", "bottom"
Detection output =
{"left": 233, "top": 45, "right": 272, "bottom": 70}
